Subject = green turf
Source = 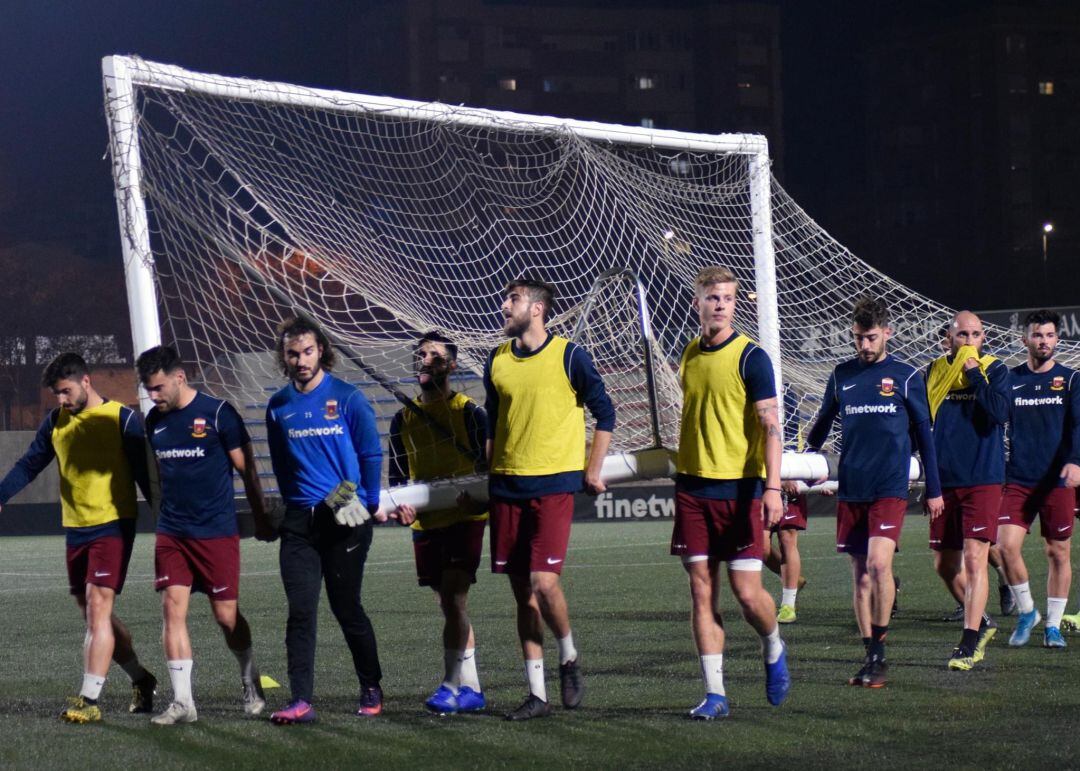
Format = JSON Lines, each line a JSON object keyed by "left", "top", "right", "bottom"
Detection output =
{"left": 1, "top": 519, "right": 1078, "bottom": 769}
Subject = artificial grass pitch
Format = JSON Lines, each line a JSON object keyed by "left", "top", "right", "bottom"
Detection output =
{"left": 1, "top": 518, "right": 1078, "bottom": 768}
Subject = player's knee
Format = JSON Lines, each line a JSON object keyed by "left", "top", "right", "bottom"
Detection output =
{"left": 529, "top": 572, "right": 560, "bottom": 598}
{"left": 211, "top": 603, "right": 238, "bottom": 630}
{"left": 865, "top": 558, "right": 890, "bottom": 582}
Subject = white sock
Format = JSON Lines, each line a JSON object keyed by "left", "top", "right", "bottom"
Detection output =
{"left": 699, "top": 654, "right": 725, "bottom": 696}
{"left": 557, "top": 632, "right": 578, "bottom": 665}
{"left": 117, "top": 656, "right": 149, "bottom": 683}
{"left": 761, "top": 625, "right": 784, "bottom": 664}
{"left": 525, "top": 659, "right": 546, "bottom": 702}
{"left": 1011, "top": 582, "right": 1035, "bottom": 614}
{"left": 1047, "top": 596, "right": 1067, "bottom": 628}
{"left": 442, "top": 648, "right": 463, "bottom": 693}
{"left": 167, "top": 659, "right": 194, "bottom": 706}
{"left": 781, "top": 588, "right": 798, "bottom": 608}
{"left": 80, "top": 673, "right": 105, "bottom": 701}
{"left": 231, "top": 647, "right": 256, "bottom": 685}
{"left": 460, "top": 647, "right": 481, "bottom": 692}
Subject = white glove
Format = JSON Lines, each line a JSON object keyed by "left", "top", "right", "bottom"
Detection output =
{"left": 334, "top": 496, "right": 372, "bottom": 527}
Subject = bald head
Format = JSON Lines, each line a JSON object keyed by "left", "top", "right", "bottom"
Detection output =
{"left": 948, "top": 310, "right": 985, "bottom": 356}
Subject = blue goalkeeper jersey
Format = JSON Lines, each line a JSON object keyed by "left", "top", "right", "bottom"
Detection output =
{"left": 266, "top": 372, "right": 382, "bottom": 510}
{"left": 1006, "top": 362, "right": 1080, "bottom": 489}
{"left": 927, "top": 357, "right": 1010, "bottom": 488}
{"left": 146, "top": 391, "right": 249, "bottom": 539}
{"left": 807, "top": 354, "right": 941, "bottom": 502}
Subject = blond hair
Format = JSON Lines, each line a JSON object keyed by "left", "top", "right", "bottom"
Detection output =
{"left": 694, "top": 266, "right": 739, "bottom": 294}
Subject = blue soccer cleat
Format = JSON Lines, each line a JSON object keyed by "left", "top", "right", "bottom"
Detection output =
{"left": 425, "top": 685, "right": 458, "bottom": 714}
{"left": 765, "top": 642, "right": 791, "bottom": 706}
{"left": 1044, "top": 625, "right": 1067, "bottom": 648}
{"left": 456, "top": 686, "right": 486, "bottom": 712}
{"left": 689, "top": 693, "right": 730, "bottom": 720}
{"left": 1009, "top": 609, "right": 1041, "bottom": 647}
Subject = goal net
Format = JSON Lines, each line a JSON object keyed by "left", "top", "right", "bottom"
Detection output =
{"left": 102, "top": 57, "right": 1079, "bottom": 501}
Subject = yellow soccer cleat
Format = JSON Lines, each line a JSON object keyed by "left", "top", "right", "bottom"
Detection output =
{"left": 1061, "top": 612, "right": 1080, "bottom": 632}
{"left": 947, "top": 648, "right": 974, "bottom": 672}
{"left": 777, "top": 604, "right": 797, "bottom": 624}
{"left": 973, "top": 620, "right": 997, "bottom": 663}
{"left": 60, "top": 696, "right": 102, "bottom": 724}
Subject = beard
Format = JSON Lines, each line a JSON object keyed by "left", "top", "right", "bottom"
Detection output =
{"left": 503, "top": 314, "right": 529, "bottom": 338}
{"left": 418, "top": 370, "right": 449, "bottom": 392}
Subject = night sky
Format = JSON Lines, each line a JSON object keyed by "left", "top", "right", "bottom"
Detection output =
{"left": 0, "top": 1, "right": 1030, "bottom": 307}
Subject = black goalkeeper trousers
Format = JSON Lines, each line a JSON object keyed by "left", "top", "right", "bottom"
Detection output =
{"left": 279, "top": 505, "right": 382, "bottom": 703}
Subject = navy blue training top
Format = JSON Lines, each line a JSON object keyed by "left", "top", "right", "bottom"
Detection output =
{"left": 1006, "top": 362, "right": 1080, "bottom": 488}
{"left": 807, "top": 354, "right": 942, "bottom": 502}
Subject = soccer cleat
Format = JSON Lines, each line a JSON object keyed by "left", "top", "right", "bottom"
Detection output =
{"left": 505, "top": 694, "right": 552, "bottom": 721}
{"left": 891, "top": 576, "right": 901, "bottom": 618}
{"left": 242, "top": 676, "right": 266, "bottom": 716}
{"left": 60, "top": 696, "right": 102, "bottom": 724}
{"left": 270, "top": 699, "right": 316, "bottom": 725}
{"left": 764, "top": 642, "right": 791, "bottom": 706}
{"left": 1061, "top": 612, "right": 1080, "bottom": 632}
{"left": 1044, "top": 626, "right": 1067, "bottom": 648}
{"left": 942, "top": 604, "right": 965, "bottom": 623}
{"left": 861, "top": 655, "right": 888, "bottom": 688}
{"left": 999, "top": 585, "right": 1017, "bottom": 617}
{"left": 973, "top": 617, "right": 997, "bottom": 663}
{"left": 777, "top": 604, "right": 797, "bottom": 624}
{"left": 150, "top": 700, "right": 198, "bottom": 725}
{"left": 847, "top": 658, "right": 871, "bottom": 686}
{"left": 357, "top": 685, "right": 383, "bottom": 716}
{"left": 1009, "top": 609, "right": 1042, "bottom": 647}
{"left": 689, "top": 693, "right": 730, "bottom": 720}
{"left": 559, "top": 658, "right": 585, "bottom": 709}
{"left": 129, "top": 672, "right": 157, "bottom": 714}
{"left": 456, "top": 686, "right": 486, "bottom": 713}
{"left": 425, "top": 685, "right": 458, "bottom": 715}
{"left": 797, "top": 575, "right": 808, "bottom": 591}
{"left": 947, "top": 647, "right": 974, "bottom": 671}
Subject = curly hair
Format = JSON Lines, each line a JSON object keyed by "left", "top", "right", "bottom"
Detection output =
{"left": 275, "top": 315, "right": 336, "bottom": 376}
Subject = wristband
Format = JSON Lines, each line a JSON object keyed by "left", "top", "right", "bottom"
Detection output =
{"left": 765, "top": 487, "right": 782, "bottom": 493}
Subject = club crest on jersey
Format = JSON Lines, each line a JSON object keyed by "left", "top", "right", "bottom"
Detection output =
{"left": 324, "top": 399, "right": 339, "bottom": 420}
{"left": 191, "top": 417, "right": 208, "bottom": 438}
{"left": 879, "top": 377, "right": 895, "bottom": 397}
{"left": 1051, "top": 376, "right": 1065, "bottom": 391}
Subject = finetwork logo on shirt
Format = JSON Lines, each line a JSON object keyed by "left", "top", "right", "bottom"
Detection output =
{"left": 844, "top": 403, "right": 898, "bottom": 415}
{"left": 287, "top": 424, "right": 346, "bottom": 439}
{"left": 1014, "top": 395, "right": 1064, "bottom": 407}
{"left": 156, "top": 447, "right": 207, "bottom": 459}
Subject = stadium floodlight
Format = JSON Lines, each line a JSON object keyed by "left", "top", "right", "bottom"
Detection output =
{"left": 102, "top": 56, "right": 1072, "bottom": 509}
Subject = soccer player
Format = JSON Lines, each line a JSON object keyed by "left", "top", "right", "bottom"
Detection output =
{"left": 137, "top": 345, "right": 274, "bottom": 724}
{"left": 0, "top": 353, "right": 157, "bottom": 723}
{"left": 483, "top": 278, "right": 614, "bottom": 721}
{"left": 672, "top": 266, "right": 791, "bottom": 720}
{"left": 387, "top": 331, "right": 489, "bottom": 715}
{"left": 924, "top": 311, "right": 1009, "bottom": 670}
{"left": 766, "top": 482, "right": 808, "bottom": 624}
{"left": 996, "top": 310, "right": 1080, "bottom": 648}
{"left": 806, "top": 297, "right": 943, "bottom": 688}
{"left": 264, "top": 315, "right": 385, "bottom": 724}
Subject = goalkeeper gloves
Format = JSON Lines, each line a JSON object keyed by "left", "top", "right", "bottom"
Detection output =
{"left": 323, "top": 480, "right": 371, "bottom": 527}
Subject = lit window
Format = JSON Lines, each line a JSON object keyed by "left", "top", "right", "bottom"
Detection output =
{"left": 641, "top": 117, "right": 655, "bottom": 129}
{"left": 542, "top": 79, "right": 558, "bottom": 93}
{"left": 636, "top": 75, "right": 656, "bottom": 90}
{"left": 737, "top": 82, "right": 753, "bottom": 89}
{"left": 498, "top": 78, "right": 517, "bottom": 91}
{"left": 1039, "top": 81, "right": 1054, "bottom": 95}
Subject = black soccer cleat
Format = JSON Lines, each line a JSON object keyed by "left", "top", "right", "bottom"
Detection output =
{"left": 130, "top": 672, "right": 158, "bottom": 714}
{"left": 505, "top": 694, "right": 552, "bottom": 721}
{"left": 559, "top": 658, "right": 585, "bottom": 709}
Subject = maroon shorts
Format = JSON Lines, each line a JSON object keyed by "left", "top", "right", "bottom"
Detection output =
{"left": 413, "top": 519, "right": 487, "bottom": 587}
{"left": 836, "top": 498, "right": 907, "bottom": 555}
{"left": 154, "top": 533, "right": 241, "bottom": 600}
{"left": 772, "top": 494, "right": 808, "bottom": 532}
{"left": 671, "top": 490, "right": 764, "bottom": 562}
{"left": 490, "top": 493, "right": 574, "bottom": 576}
{"left": 66, "top": 521, "right": 136, "bottom": 596}
{"left": 999, "top": 484, "right": 1076, "bottom": 540}
{"left": 929, "top": 485, "right": 1002, "bottom": 551}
